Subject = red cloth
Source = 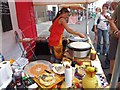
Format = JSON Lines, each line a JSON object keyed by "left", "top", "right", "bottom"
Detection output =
{"left": 15, "top": 1, "right": 37, "bottom": 59}
{"left": 49, "top": 17, "right": 64, "bottom": 46}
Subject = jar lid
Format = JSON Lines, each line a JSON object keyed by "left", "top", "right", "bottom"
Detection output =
{"left": 91, "top": 50, "right": 96, "bottom": 54}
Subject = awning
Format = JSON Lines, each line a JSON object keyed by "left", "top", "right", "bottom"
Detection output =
{"left": 32, "top": 0, "right": 98, "bottom": 5}
{"left": 59, "top": 4, "right": 86, "bottom": 10}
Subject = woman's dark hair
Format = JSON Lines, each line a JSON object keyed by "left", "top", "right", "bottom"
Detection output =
{"left": 52, "top": 7, "right": 70, "bottom": 23}
{"left": 96, "top": 7, "right": 101, "bottom": 12}
{"left": 110, "top": 2, "right": 119, "bottom": 10}
{"left": 102, "top": 3, "right": 109, "bottom": 9}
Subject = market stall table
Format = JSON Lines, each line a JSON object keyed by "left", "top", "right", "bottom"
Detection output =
{"left": 63, "top": 37, "right": 109, "bottom": 88}
{"left": 23, "top": 38, "right": 109, "bottom": 89}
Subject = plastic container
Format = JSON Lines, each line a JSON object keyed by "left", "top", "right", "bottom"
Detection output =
{"left": 65, "top": 66, "right": 72, "bottom": 88}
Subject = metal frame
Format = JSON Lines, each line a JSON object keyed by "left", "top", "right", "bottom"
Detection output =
{"left": 110, "top": 38, "right": 120, "bottom": 89}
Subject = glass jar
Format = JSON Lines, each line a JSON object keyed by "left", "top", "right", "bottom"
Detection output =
{"left": 90, "top": 50, "right": 96, "bottom": 60}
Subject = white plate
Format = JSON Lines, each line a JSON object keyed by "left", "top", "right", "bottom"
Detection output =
{"left": 24, "top": 60, "right": 52, "bottom": 77}
{"left": 52, "top": 64, "right": 65, "bottom": 74}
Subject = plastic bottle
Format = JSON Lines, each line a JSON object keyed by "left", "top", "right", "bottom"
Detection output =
{"left": 0, "top": 53, "right": 4, "bottom": 62}
{"left": 0, "top": 53, "right": 2, "bottom": 62}
{"left": 71, "top": 61, "right": 76, "bottom": 77}
{"left": 13, "top": 69, "right": 24, "bottom": 89}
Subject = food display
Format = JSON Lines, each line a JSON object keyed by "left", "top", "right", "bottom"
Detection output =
{"left": 39, "top": 72, "right": 56, "bottom": 86}
{"left": 33, "top": 71, "right": 64, "bottom": 88}
{"left": 61, "top": 77, "right": 82, "bottom": 88}
{"left": 82, "top": 66, "right": 99, "bottom": 88}
{"left": 68, "top": 42, "right": 91, "bottom": 50}
{"left": 24, "top": 60, "right": 52, "bottom": 77}
{"left": 69, "top": 36, "right": 88, "bottom": 42}
{"left": 67, "top": 42, "right": 91, "bottom": 58}
{"left": 29, "top": 64, "right": 49, "bottom": 77}
{"left": 62, "top": 58, "right": 72, "bottom": 66}
{"left": 52, "top": 64, "right": 65, "bottom": 74}
{"left": 75, "top": 61, "right": 91, "bottom": 74}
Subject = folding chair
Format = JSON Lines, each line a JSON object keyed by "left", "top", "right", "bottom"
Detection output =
{"left": 14, "top": 31, "right": 37, "bottom": 59}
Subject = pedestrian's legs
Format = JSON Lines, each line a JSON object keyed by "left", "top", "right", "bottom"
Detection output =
{"left": 102, "top": 30, "right": 109, "bottom": 55}
{"left": 103, "top": 53, "right": 110, "bottom": 69}
{"left": 97, "top": 28, "right": 102, "bottom": 54}
{"left": 93, "top": 33, "right": 97, "bottom": 44}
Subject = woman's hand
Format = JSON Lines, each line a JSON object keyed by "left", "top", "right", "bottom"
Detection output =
{"left": 114, "top": 30, "right": 120, "bottom": 38}
{"left": 94, "top": 28, "right": 97, "bottom": 33}
{"left": 78, "top": 33, "right": 86, "bottom": 38}
{"left": 94, "top": 25, "right": 97, "bottom": 33}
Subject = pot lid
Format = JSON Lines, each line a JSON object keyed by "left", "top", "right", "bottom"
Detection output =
{"left": 67, "top": 42, "right": 91, "bottom": 51}
{"left": 69, "top": 36, "right": 88, "bottom": 42}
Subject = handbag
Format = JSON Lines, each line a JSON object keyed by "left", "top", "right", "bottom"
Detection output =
{"left": 97, "top": 18, "right": 100, "bottom": 24}
{"left": 92, "top": 16, "right": 100, "bottom": 32}
{"left": 91, "top": 25, "right": 95, "bottom": 32}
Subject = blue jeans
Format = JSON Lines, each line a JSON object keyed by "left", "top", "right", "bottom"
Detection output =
{"left": 104, "top": 53, "right": 110, "bottom": 68}
{"left": 97, "top": 28, "right": 109, "bottom": 54}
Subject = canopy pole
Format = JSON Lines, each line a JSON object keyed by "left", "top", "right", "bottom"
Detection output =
{"left": 57, "top": 4, "right": 60, "bottom": 11}
{"left": 85, "top": 3, "right": 89, "bottom": 35}
{"left": 110, "top": 38, "right": 120, "bottom": 89}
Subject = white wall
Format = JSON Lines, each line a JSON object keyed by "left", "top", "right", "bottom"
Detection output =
{"left": 96, "top": 0, "right": 109, "bottom": 8}
{"left": 47, "top": 5, "right": 58, "bottom": 15}
{"left": 1, "top": 1, "right": 23, "bottom": 60}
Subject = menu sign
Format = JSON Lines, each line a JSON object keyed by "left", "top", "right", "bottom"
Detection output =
{"left": 0, "top": 0, "right": 13, "bottom": 32}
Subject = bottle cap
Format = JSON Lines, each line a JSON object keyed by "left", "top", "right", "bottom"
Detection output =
{"left": 91, "top": 50, "right": 96, "bottom": 54}
{"left": 71, "top": 61, "right": 76, "bottom": 67}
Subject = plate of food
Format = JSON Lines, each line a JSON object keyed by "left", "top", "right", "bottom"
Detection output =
{"left": 33, "top": 70, "right": 64, "bottom": 88}
{"left": 52, "top": 63, "right": 65, "bottom": 74}
{"left": 24, "top": 60, "right": 52, "bottom": 77}
{"left": 39, "top": 72, "right": 56, "bottom": 87}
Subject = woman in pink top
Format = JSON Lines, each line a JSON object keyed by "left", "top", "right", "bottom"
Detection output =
{"left": 68, "top": 12, "right": 78, "bottom": 24}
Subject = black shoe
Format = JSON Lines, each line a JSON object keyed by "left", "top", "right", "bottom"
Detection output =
{"left": 106, "top": 73, "right": 112, "bottom": 84}
{"left": 106, "top": 73, "right": 120, "bottom": 83}
{"left": 97, "top": 52, "right": 100, "bottom": 55}
{"left": 102, "top": 66, "right": 110, "bottom": 69}
{"left": 118, "top": 77, "right": 120, "bottom": 82}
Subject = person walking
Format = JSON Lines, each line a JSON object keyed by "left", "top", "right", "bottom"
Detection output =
{"left": 96, "top": 4, "right": 110, "bottom": 55}
{"left": 48, "top": 8, "right": 85, "bottom": 63}
{"left": 93, "top": 7, "right": 101, "bottom": 44}
{"left": 103, "top": 1, "right": 119, "bottom": 69}
{"left": 105, "top": 2, "right": 120, "bottom": 83}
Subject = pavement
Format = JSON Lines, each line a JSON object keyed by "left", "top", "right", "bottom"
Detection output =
{"left": 35, "top": 18, "right": 109, "bottom": 77}
{"left": 36, "top": 19, "right": 94, "bottom": 40}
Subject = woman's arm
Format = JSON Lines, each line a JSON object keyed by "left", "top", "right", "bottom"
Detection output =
{"left": 93, "top": 13, "right": 100, "bottom": 33}
{"left": 105, "top": 15, "right": 120, "bottom": 38}
{"left": 60, "top": 18, "right": 85, "bottom": 38}
{"left": 109, "top": 19, "right": 120, "bottom": 38}
{"left": 106, "top": 4, "right": 120, "bottom": 38}
{"left": 49, "top": 26, "right": 52, "bottom": 32}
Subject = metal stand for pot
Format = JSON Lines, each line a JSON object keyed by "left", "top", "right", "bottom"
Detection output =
{"left": 72, "top": 49, "right": 75, "bottom": 61}
{"left": 110, "top": 38, "right": 120, "bottom": 89}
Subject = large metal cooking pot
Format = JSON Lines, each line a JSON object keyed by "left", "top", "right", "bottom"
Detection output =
{"left": 67, "top": 42, "right": 91, "bottom": 58}
{"left": 69, "top": 36, "right": 88, "bottom": 42}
